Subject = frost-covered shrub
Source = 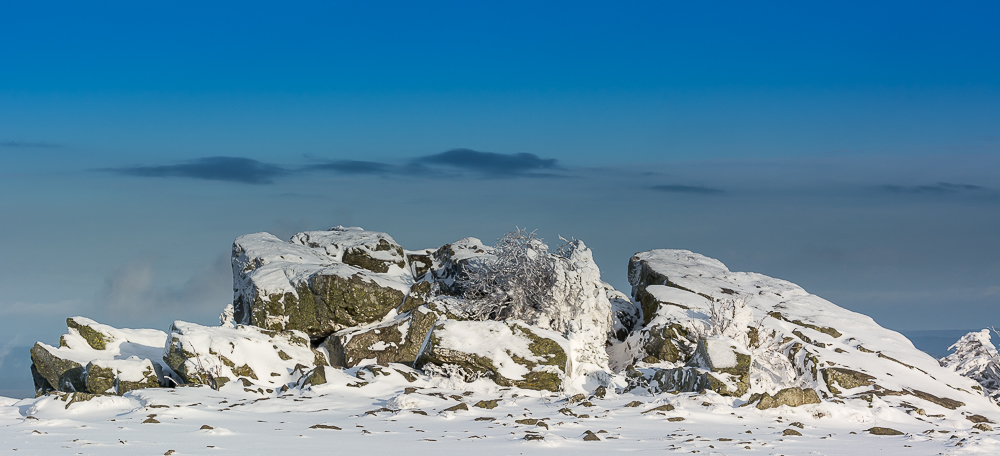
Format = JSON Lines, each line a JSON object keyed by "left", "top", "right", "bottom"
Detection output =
{"left": 694, "top": 295, "right": 799, "bottom": 395}
{"left": 453, "top": 229, "right": 613, "bottom": 378}
{"left": 940, "top": 328, "right": 1000, "bottom": 403}
{"left": 458, "top": 228, "right": 562, "bottom": 321}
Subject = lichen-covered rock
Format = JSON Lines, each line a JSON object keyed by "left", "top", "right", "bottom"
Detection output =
{"left": 417, "top": 320, "right": 569, "bottom": 391}
{"left": 623, "top": 249, "right": 993, "bottom": 416}
{"left": 163, "top": 321, "right": 316, "bottom": 389}
{"left": 231, "top": 228, "right": 414, "bottom": 339}
{"left": 290, "top": 227, "right": 407, "bottom": 274}
{"left": 749, "top": 387, "right": 822, "bottom": 409}
{"left": 30, "top": 343, "right": 86, "bottom": 394}
{"left": 29, "top": 317, "right": 170, "bottom": 396}
{"left": 323, "top": 306, "right": 439, "bottom": 368}
{"left": 823, "top": 368, "right": 876, "bottom": 395}
{"left": 642, "top": 323, "right": 695, "bottom": 364}
{"left": 85, "top": 358, "right": 160, "bottom": 395}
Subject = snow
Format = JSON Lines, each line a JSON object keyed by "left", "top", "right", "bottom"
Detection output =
{"left": 4, "top": 370, "right": 1000, "bottom": 455}
{"left": 704, "top": 337, "right": 738, "bottom": 369}
{"left": 34, "top": 317, "right": 171, "bottom": 379}
{"left": 941, "top": 329, "right": 1000, "bottom": 403}
{"left": 433, "top": 320, "right": 547, "bottom": 380}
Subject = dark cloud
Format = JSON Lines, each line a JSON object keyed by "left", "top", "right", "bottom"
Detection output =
{"left": 651, "top": 184, "right": 724, "bottom": 194}
{"left": 110, "top": 156, "right": 288, "bottom": 184}
{"left": 308, "top": 160, "right": 398, "bottom": 175}
{"left": 0, "top": 140, "right": 62, "bottom": 148}
{"left": 417, "top": 148, "right": 560, "bottom": 177}
{"left": 879, "top": 182, "right": 985, "bottom": 194}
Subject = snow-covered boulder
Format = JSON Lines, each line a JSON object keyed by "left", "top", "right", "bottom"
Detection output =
{"left": 940, "top": 329, "right": 1000, "bottom": 404}
{"left": 29, "top": 317, "right": 170, "bottom": 396}
{"left": 323, "top": 306, "right": 439, "bottom": 368}
{"left": 625, "top": 336, "right": 750, "bottom": 396}
{"left": 422, "top": 237, "right": 496, "bottom": 296}
{"left": 416, "top": 320, "right": 569, "bottom": 391}
{"left": 85, "top": 358, "right": 160, "bottom": 395}
{"left": 231, "top": 227, "right": 416, "bottom": 339}
{"left": 618, "top": 249, "right": 996, "bottom": 416}
{"left": 163, "top": 321, "right": 320, "bottom": 390}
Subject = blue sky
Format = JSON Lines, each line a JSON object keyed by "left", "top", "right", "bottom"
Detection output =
{"left": 1, "top": 1, "right": 999, "bottom": 392}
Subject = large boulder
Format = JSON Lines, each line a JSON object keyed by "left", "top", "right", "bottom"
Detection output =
{"left": 417, "top": 320, "right": 569, "bottom": 391}
{"left": 323, "top": 306, "right": 439, "bottom": 368}
{"left": 163, "top": 321, "right": 320, "bottom": 389}
{"left": 85, "top": 358, "right": 160, "bottom": 395}
{"left": 29, "top": 317, "right": 170, "bottom": 396}
{"left": 625, "top": 336, "right": 750, "bottom": 396}
{"left": 231, "top": 227, "right": 415, "bottom": 340}
{"left": 749, "top": 387, "right": 822, "bottom": 410}
{"left": 620, "top": 248, "right": 993, "bottom": 419}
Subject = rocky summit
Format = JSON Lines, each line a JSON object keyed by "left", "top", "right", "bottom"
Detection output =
{"left": 19, "top": 226, "right": 1000, "bottom": 453}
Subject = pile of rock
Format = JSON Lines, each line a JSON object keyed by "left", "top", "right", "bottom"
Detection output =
{"left": 28, "top": 226, "right": 994, "bottom": 424}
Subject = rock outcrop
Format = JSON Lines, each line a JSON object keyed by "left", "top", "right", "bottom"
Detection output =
{"left": 231, "top": 227, "right": 414, "bottom": 340}
{"left": 29, "top": 317, "right": 171, "bottom": 396}
{"left": 25, "top": 225, "right": 1000, "bottom": 430}
{"left": 163, "top": 321, "right": 319, "bottom": 390}
{"left": 417, "top": 320, "right": 569, "bottom": 391}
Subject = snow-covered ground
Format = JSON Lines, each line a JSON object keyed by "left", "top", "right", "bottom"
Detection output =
{"left": 3, "top": 366, "right": 1000, "bottom": 455}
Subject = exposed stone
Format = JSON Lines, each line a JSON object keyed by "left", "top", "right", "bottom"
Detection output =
{"left": 30, "top": 343, "right": 86, "bottom": 393}
{"left": 323, "top": 306, "right": 439, "bottom": 368}
{"left": 974, "top": 423, "right": 993, "bottom": 432}
{"left": 583, "top": 430, "right": 601, "bottom": 441}
{"left": 163, "top": 321, "right": 317, "bottom": 389}
{"left": 300, "top": 366, "right": 327, "bottom": 387}
{"left": 823, "top": 368, "right": 876, "bottom": 395}
{"left": 442, "top": 403, "right": 469, "bottom": 412}
{"left": 966, "top": 414, "right": 993, "bottom": 424}
{"left": 417, "top": 321, "right": 568, "bottom": 391}
{"left": 867, "top": 427, "right": 904, "bottom": 436}
{"left": 341, "top": 238, "right": 406, "bottom": 274}
{"left": 65, "top": 318, "right": 115, "bottom": 350}
{"left": 232, "top": 230, "right": 412, "bottom": 339}
{"left": 749, "top": 387, "right": 822, "bottom": 410}
{"left": 686, "top": 337, "right": 751, "bottom": 397}
{"left": 474, "top": 399, "right": 499, "bottom": 409}
{"left": 642, "top": 323, "right": 693, "bottom": 364}
{"left": 907, "top": 389, "right": 964, "bottom": 410}
{"left": 641, "top": 404, "right": 675, "bottom": 414}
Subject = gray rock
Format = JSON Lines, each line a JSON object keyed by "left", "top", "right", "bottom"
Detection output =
{"left": 323, "top": 306, "right": 439, "bottom": 368}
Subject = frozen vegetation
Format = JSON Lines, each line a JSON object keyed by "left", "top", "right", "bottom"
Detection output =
{"left": 2, "top": 226, "right": 999, "bottom": 455}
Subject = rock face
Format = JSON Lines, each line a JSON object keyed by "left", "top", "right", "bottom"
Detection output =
{"left": 231, "top": 227, "right": 414, "bottom": 340}
{"left": 417, "top": 320, "right": 569, "bottom": 391}
{"left": 163, "top": 321, "right": 319, "bottom": 389}
{"left": 615, "top": 249, "right": 988, "bottom": 413}
{"left": 29, "top": 317, "right": 171, "bottom": 396}
{"left": 750, "top": 387, "right": 822, "bottom": 409}
{"left": 323, "top": 306, "right": 438, "bottom": 368}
